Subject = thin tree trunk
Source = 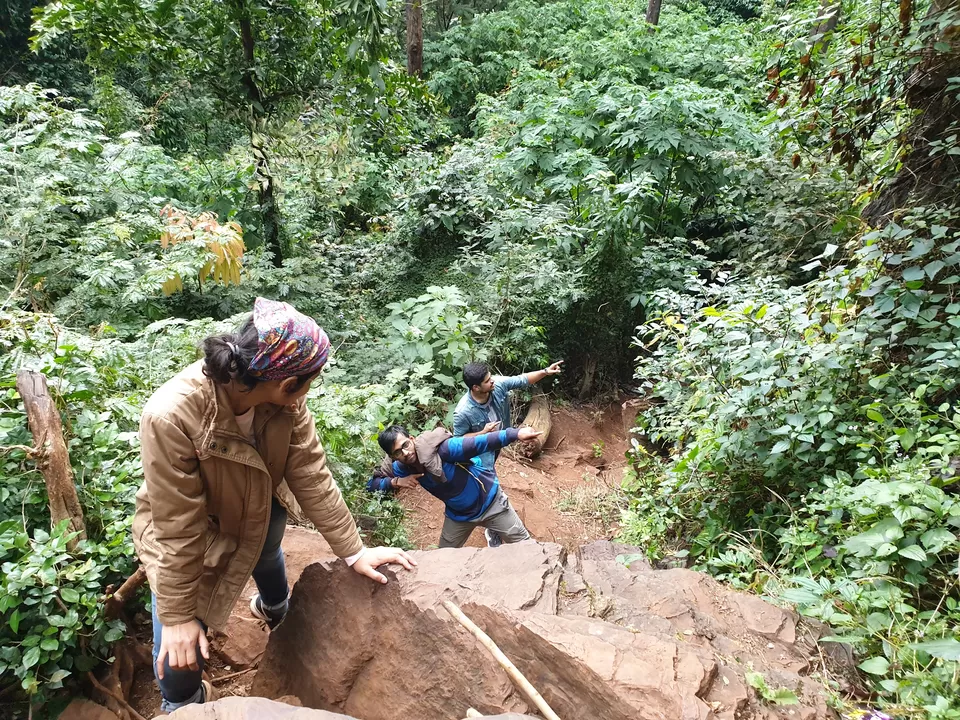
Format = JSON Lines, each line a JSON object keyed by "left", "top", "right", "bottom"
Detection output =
{"left": 863, "top": 0, "right": 960, "bottom": 225}
{"left": 15, "top": 370, "right": 86, "bottom": 549}
{"left": 406, "top": 0, "right": 423, "bottom": 76}
{"left": 645, "top": 0, "right": 662, "bottom": 29}
{"left": 234, "top": 0, "right": 284, "bottom": 266}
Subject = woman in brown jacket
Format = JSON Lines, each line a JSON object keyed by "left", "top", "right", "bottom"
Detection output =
{"left": 133, "top": 298, "right": 414, "bottom": 712}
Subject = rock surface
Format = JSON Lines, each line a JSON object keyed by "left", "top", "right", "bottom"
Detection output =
{"left": 210, "top": 526, "right": 336, "bottom": 669}
{"left": 252, "top": 540, "right": 835, "bottom": 720}
{"left": 58, "top": 699, "right": 118, "bottom": 720}
{"left": 167, "top": 697, "right": 537, "bottom": 720}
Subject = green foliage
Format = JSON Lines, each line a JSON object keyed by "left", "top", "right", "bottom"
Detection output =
{"left": 0, "top": 84, "right": 264, "bottom": 332}
{"left": 763, "top": 0, "right": 955, "bottom": 176}
{"left": 385, "top": 285, "right": 489, "bottom": 386}
{"left": 625, "top": 206, "right": 960, "bottom": 713}
{"left": 0, "top": 521, "right": 127, "bottom": 700}
{"left": 0, "top": 312, "right": 143, "bottom": 702}
{"left": 745, "top": 670, "right": 799, "bottom": 706}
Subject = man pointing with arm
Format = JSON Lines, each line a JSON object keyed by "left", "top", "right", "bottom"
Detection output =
{"left": 451, "top": 360, "right": 562, "bottom": 546}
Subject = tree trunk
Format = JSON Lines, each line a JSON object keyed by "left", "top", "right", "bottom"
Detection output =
{"left": 15, "top": 370, "right": 86, "bottom": 549}
{"left": 578, "top": 355, "right": 598, "bottom": 400}
{"left": 645, "top": 0, "right": 662, "bottom": 29}
{"left": 234, "top": 0, "right": 284, "bottom": 266}
{"left": 250, "top": 126, "right": 283, "bottom": 267}
{"left": 519, "top": 394, "right": 552, "bottom": 458}
{"left": 862, "top": 0, "right": 960, "bottom": 226}
{"left": 406, "top": 0, "right": 423, "bottom": 77}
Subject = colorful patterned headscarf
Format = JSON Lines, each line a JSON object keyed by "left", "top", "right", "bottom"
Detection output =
{"left": 247, "top": 298, "right": 330, "bottom": 380}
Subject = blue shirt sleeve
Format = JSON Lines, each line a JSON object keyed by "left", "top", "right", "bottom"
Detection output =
{"left": 438, "top": 428, "right": 521, "bottom": 462}
{"left": 366, "top": 460, "right": 410, "bottom": 494}
{"left": 367, "top": 475, "right": 395, "bottom": 494}
{"left": 495, "top": 374, "right": 530, "bottom": 393}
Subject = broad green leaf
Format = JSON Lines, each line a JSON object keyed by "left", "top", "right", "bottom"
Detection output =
{"left": 898, "top": 429, "right": 916, "bottom": 451}
{"left": 901, "top": 267, "right": 924, "bottom": 282}
{"left": 22, "top": 646, "right": 41, "bottom": 669}
{"left": 771, "top": 440, "right": 791, "bottom": 454}
{"left": 48, "top": 668, "right": 70, "bottom": 683}
{"left": 767, "top": 688, "right": 799, "bottom": 705}
{"left": 908, "top": 638, "right": 960, "bottom": 660}
{"left": 843, "top": 518, "right": 903, "bottom": 557}
{"left": 898, "top": 545, "right": 927, "bottom": 562}
{"left": 858, "top": 656, "right": 890, "bottom": 675}
{"left": 60, "top": 588, "right": 79, "bottom": 603}
{"left": 920, "top": 528, "right": 957, "bottom": 552}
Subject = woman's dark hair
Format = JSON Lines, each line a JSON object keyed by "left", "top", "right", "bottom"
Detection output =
{"left": 202, "top": 316, "right": 314, "bottom": 391}
{"left": 463, "top": 362, "right": 490, "bottom": 390}
{"left": 377, "top": 425, "right": 410, "bottom": 455}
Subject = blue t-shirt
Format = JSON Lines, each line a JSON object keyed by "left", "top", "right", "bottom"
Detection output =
{"left": 452, "top": 374, "right": 529, "bottom": 466}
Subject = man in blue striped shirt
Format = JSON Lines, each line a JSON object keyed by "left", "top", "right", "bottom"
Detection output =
{"left": 367, "top": 424, "right": 540, "bottom": 548}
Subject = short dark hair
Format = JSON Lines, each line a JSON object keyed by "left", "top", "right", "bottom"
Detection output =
{"left": 463, "top": 362, "right": 490, "bottom": 390}
{"left": 378, "top": 425, "right": 410, "bottom": 455}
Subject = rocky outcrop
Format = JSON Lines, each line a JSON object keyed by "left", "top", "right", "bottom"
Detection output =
{"left": 165, "top": 697, "right": 538, "bottom": 720}
{"left": 251, "top": 541, "right": 835, "bottom": 720}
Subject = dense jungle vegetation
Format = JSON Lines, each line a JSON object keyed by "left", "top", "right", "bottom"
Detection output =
{"left": 1, "top": 0, "right": 959, "bottom": 715}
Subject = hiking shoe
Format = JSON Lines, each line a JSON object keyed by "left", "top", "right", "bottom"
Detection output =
{"left": 484, "top": 528, "right": 503, "bottom": 548}
{"left": 249, "top": 594, "right": 287, "bottom": 629}
{"left": 201, "top": 679, "right": 217, "bottom": 703}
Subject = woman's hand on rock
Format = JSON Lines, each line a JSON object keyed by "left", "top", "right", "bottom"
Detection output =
{"left": 351, "top": 547, "right": 418, "bottom": 585}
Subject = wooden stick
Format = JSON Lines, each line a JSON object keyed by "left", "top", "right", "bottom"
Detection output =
{"left": 442, "top": 600, "right": 561, "bottom": 720}
{"left": 212, "top": 667, "right": 256, "bottom": 685}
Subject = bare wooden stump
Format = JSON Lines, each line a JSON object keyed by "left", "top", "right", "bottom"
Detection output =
{"left": 15, "top": 369, "right": 86, "bottom": 548}
{"left": 104, "top": 566, "right": 148, "bottom": 621}
{"left": 519, "top": 394, "right": 552, "bottom": 458}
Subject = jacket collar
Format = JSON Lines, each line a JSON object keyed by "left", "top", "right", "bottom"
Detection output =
{"left": 413, "top": 427, "right": 452, "bottom": 479}
{"left": 186, "top": 364, "right": 285, "bottom": 472}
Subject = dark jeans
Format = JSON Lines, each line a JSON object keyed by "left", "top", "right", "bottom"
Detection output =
{"left": 151, "top": 497, "right": 288, "bottom": 712}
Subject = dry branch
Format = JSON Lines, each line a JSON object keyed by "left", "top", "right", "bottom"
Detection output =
{"left": 104, "top": 566, "right": 147, "bottom": 620}
{"left": 442, "top": 600, "right": 561, "bottom": 720}
{"left": 15, "top": 370, "right": 86, "bottom": 548}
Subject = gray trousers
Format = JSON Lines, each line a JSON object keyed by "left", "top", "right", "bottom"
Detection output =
{"left": 439, "top": 488, "right": 531, "bottom": 548}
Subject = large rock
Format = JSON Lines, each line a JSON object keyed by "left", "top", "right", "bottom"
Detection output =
{"left": 166, "top": 697, "right": 537, "bottom": 719}
{"left": 59, "top": 699, "right": 117, "bottom": 720}
{"left": 211, "top": 526, "right": 337, "bottom": 669}
{"left": 252, "top": 541, "right": 834, "bottom": 720}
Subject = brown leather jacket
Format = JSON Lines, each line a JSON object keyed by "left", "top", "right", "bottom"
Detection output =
{"left": 132, "top": 361, "right": 362, "bottom": 629}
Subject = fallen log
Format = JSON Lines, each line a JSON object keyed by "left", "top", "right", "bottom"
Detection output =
{"left": 519, "top": 393, "right": 551, "bottom": 458}
{"left": 16, "top": 369, "right": 86, "bottom": 549}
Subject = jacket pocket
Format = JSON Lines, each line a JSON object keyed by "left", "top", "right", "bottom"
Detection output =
{"left": 202, "top": 517, "right": 238, "bottom": 571}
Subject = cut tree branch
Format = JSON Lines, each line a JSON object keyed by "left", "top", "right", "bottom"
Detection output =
{"left": 15, "top": 370, "right": 86, "bottom": 549}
